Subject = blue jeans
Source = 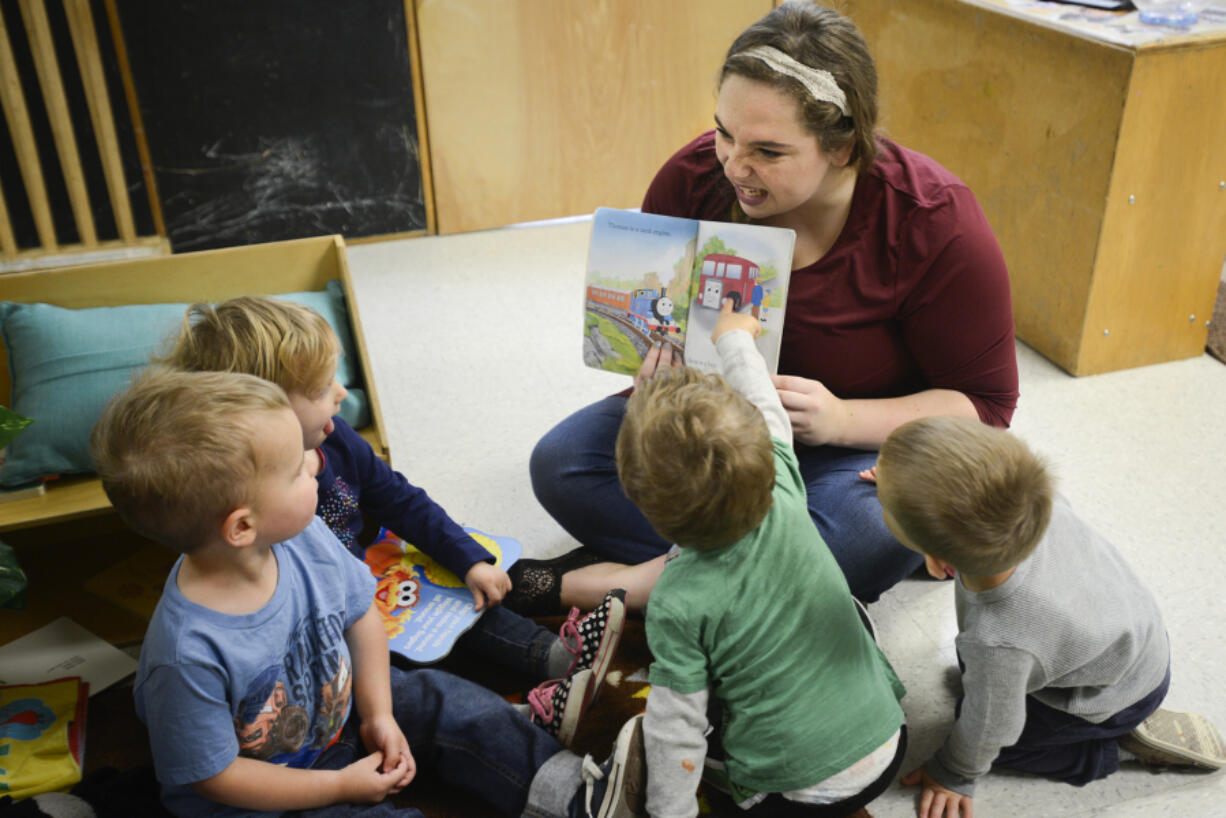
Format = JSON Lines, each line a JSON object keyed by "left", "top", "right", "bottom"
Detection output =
{"left": 292, "top": 667, "right": 582, "bottom": 818}
{"left": 990, "top": 665, "right": 1170, "bottom": 785}
{"left": 530, "top": 395, "right": 923, "bottom": 602}
{"left": 449, "top": 605, "right": 556, "bottom": 679}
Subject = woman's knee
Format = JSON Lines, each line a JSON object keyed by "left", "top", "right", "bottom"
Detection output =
{"left": 529, "top": 397, "right": 626, "bottom": 499}
{"left": 528, "top": 420, "right": 571, "bottom": 500}
{"left": 797, "top": 452, "right": 923, "bottom": 600}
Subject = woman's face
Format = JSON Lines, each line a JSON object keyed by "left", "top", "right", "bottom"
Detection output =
{"left": 714, "top": 74, "right": 848, "bottom": 220}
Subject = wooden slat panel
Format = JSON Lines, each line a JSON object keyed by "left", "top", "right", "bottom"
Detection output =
{"left": 102, "top": 0, "right": 164, "bottom": 238}
{"left": 418, "top": 0, "right": 772, "bottom": 234}
{"left": 0, "top": 235, "right": 167, "bottom": 274}
{"left": 18, "top": 0, "right": 97, "bottom": 246}
{"left": 0, "top": 178, "right": 17, "bottom": 253}
{"left": 63, "top": 0, "right": 135, "bottom": 241}
{"left": 0, "top": 5, "right": 58, "bottom": 249}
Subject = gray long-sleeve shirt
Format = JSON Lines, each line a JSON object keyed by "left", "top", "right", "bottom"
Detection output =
{"left": 927, "top": 496, "right": 1169, "bottom": 796}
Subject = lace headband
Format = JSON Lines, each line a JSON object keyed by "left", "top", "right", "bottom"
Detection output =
{"left": 736, "top": 45, "right": 849, "bottom": 117}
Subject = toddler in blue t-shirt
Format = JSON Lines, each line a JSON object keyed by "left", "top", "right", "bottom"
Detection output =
{"left": 92, "top": 368, "right": 647, "bottom": 817}
{"left": 160, "top": 295, "right": 623, "bottom": 743}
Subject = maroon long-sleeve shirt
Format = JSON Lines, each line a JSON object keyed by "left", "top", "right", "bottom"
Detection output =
{"left": 643, "top": 131, "right": 1019, "bottom": 428}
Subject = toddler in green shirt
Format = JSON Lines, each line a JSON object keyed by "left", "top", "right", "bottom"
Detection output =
{"left": 619, "top": 302, "right": 907, "bottom": 817}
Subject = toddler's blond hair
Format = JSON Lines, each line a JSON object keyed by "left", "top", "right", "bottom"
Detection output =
{"left": 877, "top": 416, "right": 1053, "bottom": 575}
{"left": 616, "top": 366, "right": 774, "bottom": 550}
{"left": 91, "top": 367, "right": 291, "bottom": 553}
{"left": 159, "top": 296, "right": 338, "bottom": 395}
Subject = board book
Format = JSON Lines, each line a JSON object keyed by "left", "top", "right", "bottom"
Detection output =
{"left": 0, "top": 676, "right": 88, "bottom": 798}
{"left": 583, "top": 207, "right": 796, "bottom": 376}
{"left": 361, "top": 527, "right": 522, "bottom": 664}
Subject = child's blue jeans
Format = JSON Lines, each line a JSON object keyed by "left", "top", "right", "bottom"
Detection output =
{"left": 449, "top": 604, "right": 557, "bottom": 679}
{"left": 529, "top": 394, "right": 923, "bottom": 601}
{"left": 990, "top": 665, "right": 1171, "bottom": 785}
{"left": 290, "top": 667, "right": 583, "bottom": 817}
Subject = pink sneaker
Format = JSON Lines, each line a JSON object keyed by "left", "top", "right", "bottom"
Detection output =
{"left": 528, "top": 668, "right": 594, "bottom": 745}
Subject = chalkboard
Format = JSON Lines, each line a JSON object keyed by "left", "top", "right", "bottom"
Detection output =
{"left": 116, "top": 1, "right": 427, "bottom": 252}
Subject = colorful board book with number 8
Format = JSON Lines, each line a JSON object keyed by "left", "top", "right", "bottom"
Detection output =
{"left": 361, "top": 526, "right": 522, "bottom": 664}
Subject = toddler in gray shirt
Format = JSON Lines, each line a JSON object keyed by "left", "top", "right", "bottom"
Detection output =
{"left": 867, "top": 416, "right": 1225, "bottom": 818}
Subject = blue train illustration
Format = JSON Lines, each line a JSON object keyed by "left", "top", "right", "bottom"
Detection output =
{"left": 588, "top": 285, "right": 678, "bottom": 334}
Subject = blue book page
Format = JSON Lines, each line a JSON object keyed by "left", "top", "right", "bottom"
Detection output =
{"left": 360, "top": 527, "right": 522, "bottom": 664}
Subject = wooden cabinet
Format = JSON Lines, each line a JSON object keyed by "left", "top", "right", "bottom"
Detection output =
{"left": 847, "top": 0, "right": 1226, "bottom": 375}
{"left": 415, "top": 0, "right": 772, "bottom": 235}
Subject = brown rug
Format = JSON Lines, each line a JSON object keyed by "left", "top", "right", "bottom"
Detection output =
{"left": 1208, "top": 276, "right": 1226, "bottom": 364}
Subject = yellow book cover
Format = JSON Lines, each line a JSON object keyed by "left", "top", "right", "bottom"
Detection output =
{"left": 0, "top": 676, "right": 87, "bottom": 798}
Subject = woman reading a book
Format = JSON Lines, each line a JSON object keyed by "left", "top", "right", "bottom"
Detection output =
{"left": 516, "top": 0, "right": 1018, "bottom": 611}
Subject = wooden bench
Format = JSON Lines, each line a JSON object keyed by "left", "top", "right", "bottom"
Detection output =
{"left": 0, "top": 235, "right": 388, "bottom": 534}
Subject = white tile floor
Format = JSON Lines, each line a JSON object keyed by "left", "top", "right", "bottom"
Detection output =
{"left": 347, "top": 220, "right": 1226, "bottom": 817}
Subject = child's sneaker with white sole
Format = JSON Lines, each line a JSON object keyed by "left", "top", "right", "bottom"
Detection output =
{"left": 559, "top": 588, "right": 627, "bottom": 702}
{"left": 1120, "top": 708, "right": 1226, "bottom": 769}
{"left": 577, "top": 713, "right": 647, "bottom": 818}
{"left": 527, "top": 667, "right": 593, "bottom": 746}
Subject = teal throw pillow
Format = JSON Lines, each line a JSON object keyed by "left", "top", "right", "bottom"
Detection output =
{"left": 0, "top": 280, "right": 369, "bottom": 486}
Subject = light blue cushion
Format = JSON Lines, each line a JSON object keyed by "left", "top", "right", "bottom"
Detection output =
{"left": 0, "top": 280, "right": 370, "bottom": 486}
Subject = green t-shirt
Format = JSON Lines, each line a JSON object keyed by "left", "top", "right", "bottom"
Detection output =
{"left": 646, "top": 439, "right": 906, "bottom": 793}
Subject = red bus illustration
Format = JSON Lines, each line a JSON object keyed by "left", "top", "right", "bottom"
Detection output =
{"left": 698, "top": 254, "right": 760, "bottom": 311}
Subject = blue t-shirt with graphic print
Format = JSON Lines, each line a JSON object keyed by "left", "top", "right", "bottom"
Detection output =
{"left": 134, "top": 517, "right": 377, "bottom": 818}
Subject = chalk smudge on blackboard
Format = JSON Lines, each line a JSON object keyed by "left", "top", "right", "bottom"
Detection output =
{"left": 161, "top": 132, "right": 425, "bottom": 251}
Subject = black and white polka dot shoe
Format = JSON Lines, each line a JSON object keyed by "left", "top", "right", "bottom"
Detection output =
{"left": 559, "top": 588, "right": 627, "bottom": 704}
{"left": 528, "top": 667, "right": 594, "bottom": 745}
